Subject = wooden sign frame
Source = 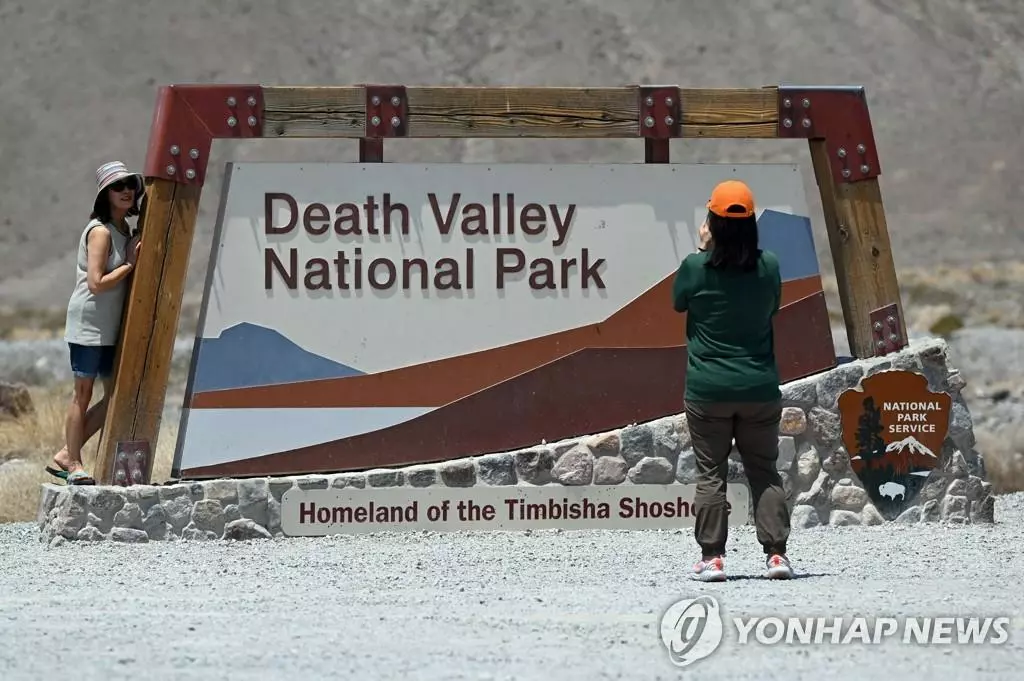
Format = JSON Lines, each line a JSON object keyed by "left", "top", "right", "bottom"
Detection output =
{"left": 95, "top": 83, "right": 907, "bottom": 484}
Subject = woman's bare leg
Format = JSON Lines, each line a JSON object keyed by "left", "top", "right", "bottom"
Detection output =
{"left": 53, "top": 378, "right": 111, "bottom": 470}
{"left": 61, "top": 377, "right": 96, "bottom": 475}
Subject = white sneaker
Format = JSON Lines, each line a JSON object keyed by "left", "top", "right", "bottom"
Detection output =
{"left": 765, "top": 554, "right": 793, "bottom": 580}
{"left": 693, "top": 556, "right": 726, "bottom": 582}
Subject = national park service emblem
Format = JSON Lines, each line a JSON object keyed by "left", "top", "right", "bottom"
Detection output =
{"left": 838, "top": 370, "right": 952, "bottom": 519}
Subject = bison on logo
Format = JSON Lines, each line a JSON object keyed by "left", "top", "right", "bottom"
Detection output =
{"left": 837, "top": 370, "right": 952, "bottom": 519}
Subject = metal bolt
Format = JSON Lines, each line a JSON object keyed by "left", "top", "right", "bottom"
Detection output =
{"left": 838, "top": 147, "right": 847, "bottom": 158}
{"left": 664, "top": 116, "right": 674, "bottom": 126}
{"left": 390, "top": 116, "right": 401, "bottom": 127}
{"left": 189, "top": 148, "right": 199, "bottom": 160}
{"left": 371, "top": 115, "right": 381, "bottom": 126}
{"left": 644, "top": 96, "right": 654, "bottom": 106}
{"left": 115, "top": 469, "right": 127, "bottom": 482}
{"left": 664, "top": 97, "right": 673, "bottom": 107}
{"left": 247, "top": 96, "right": 257, "bottom": 107}
{"left": 857, "top": 144, "right": 866, "bottom": 154}
{"left": 227, "top": 96, "right": 236, "bottom": 107}
{"left": 117, "top": 451, "right": 127, "bottom": 463}
{"left": 135, "top": 450, "right": 145, "bottom": 463}
{"left": 782, "top": 118, "right": 792, "bottom": 128}
{"left": 185, "top": 169, "right": 196, "bottom": 180}
{"left": 861, "top": 164, "right": 870, "bottom": 173}
{"left": 131, "top": 469, "right": 143, "bottom": 484}
{"left": 886, "top": 315, "right": 896, "bottom": 325}
{"left": 644, "top": 116, "right": 655, "bottom": 128}
{"left": 802, "top": 98, "right": 811, "bottom": 108}
{"left": 783, "top": 98, "right": 792, "bottom": 108}
{"left": 802, "top": 118, "right": 811, "bottom": 128}
{"left": 166, "top": 164, "right": 176, "bottom": 175}
{"left": 842, "top": 168, "right": 851, "bottom": 178}
{"left": 248, "top": 116, "right": 258, "bottom": 127}
{"left": 371, "top": 95, "right": 381, "bottom": 106}
{"left": 227, "top": 116, "right": 237, "bottom": 127}
{"left": 873, "top": 321, "right": 883, "bottom": 331}
{"left": 170, "top": 145, "right": 180, "bottom": 155}
{"left": 876, "top": 340, "right": 886, "bottom": 350}
{"left": 391, "top": 95, "right": 401, "bottom": 106}
{"left": 889, "top": 333, "right": 899, "bottom": 343}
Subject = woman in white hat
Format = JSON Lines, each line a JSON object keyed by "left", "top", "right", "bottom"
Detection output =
{"left": 46, "top": 161, "right": 144, "bottom": 485}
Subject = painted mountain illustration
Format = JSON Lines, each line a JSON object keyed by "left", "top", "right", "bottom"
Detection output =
{"left": 883, "top": 436, "right": 938, "bottom": 475}
{"left": 885, "top": 436, "right": 936, "bottom": 458}
{"left": 756, "top": 210, "right": 819, "bottom": 281}
{"left": 851, "top": 434, "right": 939, "bottom": 477}
{"left": 850, "top": 437, "right": 937, "bottom": 461}
{"left": 190, "top": 322, "right": 364, "bottom": 392}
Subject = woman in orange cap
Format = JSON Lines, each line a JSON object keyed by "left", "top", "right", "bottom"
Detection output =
{"left": 672, "top": 179, "right": 792, "bottom": 581}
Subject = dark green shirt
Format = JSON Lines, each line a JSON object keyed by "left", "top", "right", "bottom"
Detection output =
{"left": 672, "top": 249, "right": 782, "bottom": 403}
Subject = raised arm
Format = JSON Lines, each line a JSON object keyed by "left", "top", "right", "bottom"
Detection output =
{"left": 672, "top": 258, "right": 691, "bottom": 313}
{"left": 85, "top": 227, "right": 135, "bottom": 295}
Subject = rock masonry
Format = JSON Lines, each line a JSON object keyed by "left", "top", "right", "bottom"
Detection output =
{"left": 37, "top": 336, "right": 993, "bottom": 544}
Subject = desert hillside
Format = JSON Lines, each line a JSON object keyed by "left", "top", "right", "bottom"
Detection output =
{"left": 0, "top": 0, "right": 1022, "bottom": 311}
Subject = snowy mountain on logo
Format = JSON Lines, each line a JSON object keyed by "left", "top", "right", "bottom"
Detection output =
{"left": 885, "top": 436, "right": 936, "bottom": 458}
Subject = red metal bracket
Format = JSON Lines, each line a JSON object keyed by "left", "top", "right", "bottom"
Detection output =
{"left": 869, "top": 303, "right": 905, "bottom": 356}
{"left": 365, "top": 84, "right": 407, "bottom": 138}
{"left": 777, "top": 85, "right": 880, "bottom": 184}
{"left": 143, "top": 84, "right": 264, "bottom": 186}
{"left": 639, "top": 85, "right": 680, "bottom": 164}
{"left": 111, "top": 440, "right": 152, "bottom": 486}
{"left": 639, "top": 85, "right": 681, "bottom": 139}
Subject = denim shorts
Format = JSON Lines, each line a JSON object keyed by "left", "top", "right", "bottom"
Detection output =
{"left": 69, "top": 343, "right": 116, "bottom": 379}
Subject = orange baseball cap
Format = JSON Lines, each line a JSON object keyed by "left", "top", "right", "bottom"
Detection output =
{"left": 707, "top": 179, "right": 756, "bottom": 218}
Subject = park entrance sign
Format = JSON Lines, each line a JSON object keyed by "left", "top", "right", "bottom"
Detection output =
{"left": 173, "top": 162, "right": 834, "bottom": 478}
{"left": 90, "top": 83, "right": 908, "bottom": 486}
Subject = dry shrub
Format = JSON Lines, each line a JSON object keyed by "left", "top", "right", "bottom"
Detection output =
{"left": 0, "top": 384, "right": 177, "bottom": 523}
{"left": 976, "top": 423, "right": 1024, "bottom": 495}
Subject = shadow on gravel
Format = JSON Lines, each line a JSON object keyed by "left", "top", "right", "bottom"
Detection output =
{"left": 696, "top": 572, "right": 833, "bottom": 582}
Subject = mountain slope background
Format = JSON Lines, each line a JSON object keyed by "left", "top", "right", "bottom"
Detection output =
{"left": 0, "top": 0, "right": 1022, "bottom": 314}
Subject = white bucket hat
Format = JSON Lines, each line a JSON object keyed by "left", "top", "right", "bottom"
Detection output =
{"left": 93, "top": 160, "right": 145, "bottom": 219}
{"left": 95, "top": 160, "right": 144, "bottom": 200}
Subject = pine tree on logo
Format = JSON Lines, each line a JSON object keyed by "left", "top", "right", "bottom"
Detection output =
{"left": 853, "top": 396, "right": 887, "bottom": 473}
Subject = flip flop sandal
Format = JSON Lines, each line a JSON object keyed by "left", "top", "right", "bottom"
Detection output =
{"left": 44, "top": 464, "right": 69, "bottom": 481}
{"left": 67, "top": 471, "right": 96, "bottom": 486}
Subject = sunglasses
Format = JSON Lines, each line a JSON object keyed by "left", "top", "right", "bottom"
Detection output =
{"left": 107, "top": 178, "right": 138, "bottom": 193}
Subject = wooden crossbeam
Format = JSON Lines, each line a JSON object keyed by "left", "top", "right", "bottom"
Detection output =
{"left": 261, "top": 86, "right": 778, "bottom": 139}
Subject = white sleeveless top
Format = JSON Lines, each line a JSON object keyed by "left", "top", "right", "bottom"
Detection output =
{"left": 64, "top": 219, "right": 132, "bottom": 346}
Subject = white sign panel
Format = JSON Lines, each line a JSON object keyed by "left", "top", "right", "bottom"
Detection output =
{"left": 174, "top": 162, "right": 815, "bottom": 477}
{"left": 280, "top": 484, "right": 751, "bottom": 536}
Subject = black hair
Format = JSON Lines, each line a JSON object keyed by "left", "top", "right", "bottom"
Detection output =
{"left": 90, "top": 177, "right": 142, "bottom": 224}
{"left": 703, "top": 208, "right": 761, "bottom": 272}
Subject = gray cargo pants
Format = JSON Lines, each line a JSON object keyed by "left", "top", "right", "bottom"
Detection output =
{"left": 685, "top": 398, "right": 790, "bottom": 557}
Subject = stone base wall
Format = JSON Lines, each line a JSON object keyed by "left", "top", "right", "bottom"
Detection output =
{"left": 37, "top": 336, "right": 992, "bottom": 544}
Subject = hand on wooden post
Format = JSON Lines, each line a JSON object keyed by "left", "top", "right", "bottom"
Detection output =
{"left": 126, "top": 236, "right": 142, "bottom": 267}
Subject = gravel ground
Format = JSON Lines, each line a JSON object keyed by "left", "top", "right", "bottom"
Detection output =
{"left": 2, "top": 494, "right": 1023, "bottom": 680}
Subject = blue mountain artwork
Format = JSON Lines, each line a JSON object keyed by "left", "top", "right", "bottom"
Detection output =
{"left": 756, "top": 210, "right": 819, "bottom": 282}
{"left": 191, "top": 322, "right": 364, "bottom": 392}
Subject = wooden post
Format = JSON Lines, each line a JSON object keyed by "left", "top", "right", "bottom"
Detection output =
{"left": 95, "top": 84, "right": 263, "bottom": 484}
{"left": 96, "top": 179, "right": 202, "bottom": 483}
{"left": 809, "top": 141, "right": 906, "bottom": 357}
{"left": 778, "top": 86, "right": 906, "bottom": 359}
